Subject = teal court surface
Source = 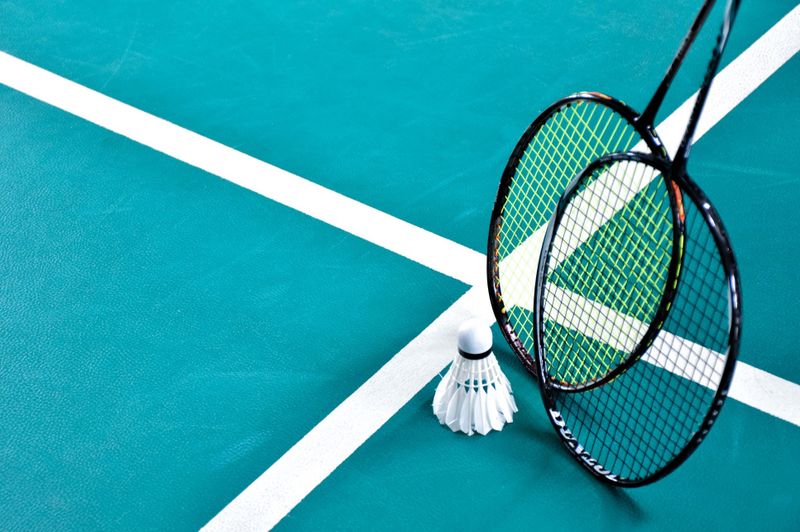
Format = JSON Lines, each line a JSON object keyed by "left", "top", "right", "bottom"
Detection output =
{"left": 1, "top": 1, "right": 799, "bottom": 530}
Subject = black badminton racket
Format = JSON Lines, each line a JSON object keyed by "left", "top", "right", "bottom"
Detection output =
{"left": 534, "top": 0, "right": 742, "bottom": 485}
{"left": 488, "top": 0, "right": 718, "bottom": 380}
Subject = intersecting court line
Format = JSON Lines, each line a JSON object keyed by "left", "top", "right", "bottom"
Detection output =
{"left": 0, "top": 6, "right": 797, "bottom": 530}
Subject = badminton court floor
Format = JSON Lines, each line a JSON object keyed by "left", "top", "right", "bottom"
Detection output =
{"left": 1, "top": 1, "right": 799, "bottom": 530}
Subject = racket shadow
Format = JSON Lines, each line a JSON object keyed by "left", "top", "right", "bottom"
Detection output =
{"left": 597, "top": 481, "right": 645, "bottom": 521}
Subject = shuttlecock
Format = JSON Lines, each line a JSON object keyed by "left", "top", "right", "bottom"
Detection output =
{"left": 432, "top": 318, "right": 518, "bottom": 436}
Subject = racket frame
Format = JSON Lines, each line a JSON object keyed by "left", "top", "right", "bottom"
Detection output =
{"left": 531, "top": 0, "right": 742, "bottom": 485}
{"left": 532, "top": 151, "right": 686, "bottom": 393}
{"left": 533, "top": 152, "right": 742, "bottom": 486}
{"left": 487, "top": 93, "right": 666, "bottom": 374}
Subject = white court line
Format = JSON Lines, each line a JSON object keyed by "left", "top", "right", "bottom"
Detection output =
{"left": 204, "top": 284, "right": 494, "bottom": 532}
{"left": 0, "top": 51, "right": 484, "bottom": 289}
{"left": 0, "top": 5, "right": 797, "bottom": 530}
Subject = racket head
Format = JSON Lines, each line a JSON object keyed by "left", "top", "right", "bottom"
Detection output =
{"left": 534, "top": 152, "right": 742, "bottom": 486}
{"left": 487, "top": 93, "right": 667, "bottom": 376}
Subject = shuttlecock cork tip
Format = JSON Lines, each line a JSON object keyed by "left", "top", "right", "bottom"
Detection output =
{"left": 457, "top": 318, "right": 493, "bottom": 360}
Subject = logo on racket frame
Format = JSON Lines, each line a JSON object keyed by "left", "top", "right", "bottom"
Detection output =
{"left": 548, "top": 409, "right": 619, "bottom": 482}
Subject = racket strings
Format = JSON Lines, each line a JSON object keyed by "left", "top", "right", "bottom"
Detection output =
{"left": 560, "top": 176, "right": 671, "bottom": 317}
{"left": 566, "top": 366, "right": 700, "bottom": 478}
{"left": 548, "top": 105, "right": 635, "bottom": 177}
{"left": 541, "top": 159, "right": 676, "bottom": 387}
{"left": 560, "top": 347, "right": 716, "bottom": 479}
{"left": 499, "top": 101, "right": 639, "bottom": 277}
{"left": 666, "top": 235, "right": 730, "bottom": 356}
{"left": 548, "top": 107, "right": 614, "bottom": 173}
{"left": 550, "top": 178, "right": 734, "bottom": 482}
{"left": 493, "top": 99, "right": 640, "bottom": 368}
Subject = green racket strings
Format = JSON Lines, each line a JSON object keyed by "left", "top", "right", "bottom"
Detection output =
{"left": 493, "top": 99, "right": 642, "bottom": 369}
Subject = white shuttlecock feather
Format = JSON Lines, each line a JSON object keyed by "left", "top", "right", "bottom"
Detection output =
{"left": 433, "top": 318, "right": 518, "bottom": 436}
